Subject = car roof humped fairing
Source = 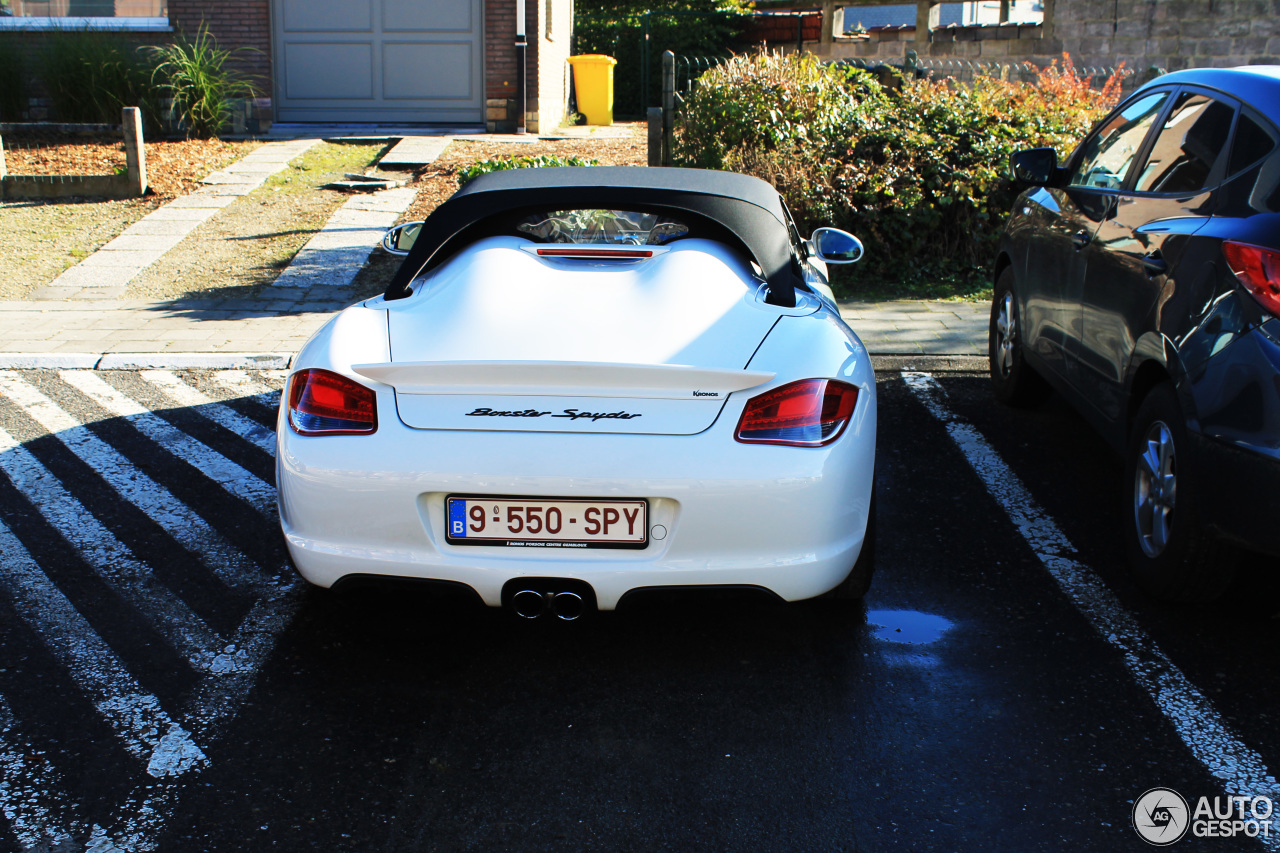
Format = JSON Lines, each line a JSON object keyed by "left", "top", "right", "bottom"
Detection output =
{"left": 383, "top": 166, "right": 804, "bottom": 307}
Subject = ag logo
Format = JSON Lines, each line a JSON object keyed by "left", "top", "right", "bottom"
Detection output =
{"left": 1133, "top": 787, "right": 1190, "bottom": 845}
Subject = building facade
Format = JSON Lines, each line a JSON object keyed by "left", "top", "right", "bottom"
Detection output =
{"left": 0, "top": 0, "right": 572, "bottom": 132}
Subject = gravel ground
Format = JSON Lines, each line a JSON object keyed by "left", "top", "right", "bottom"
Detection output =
{"left": 0, "top": 136, "right": 260, "bottom": 300}
{"left": 126, "top": 140, "right": 393, "bottom": 301}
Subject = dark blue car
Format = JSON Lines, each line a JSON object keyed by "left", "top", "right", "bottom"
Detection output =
{"left": 991, "top": 65, "right": 1280, "bottom": 602}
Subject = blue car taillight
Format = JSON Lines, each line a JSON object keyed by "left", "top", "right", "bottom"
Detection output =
{"left": 735, "top": 378, "right": 859, "bottom": 447}
{"left": 288, "top": 369, "right": 378, "bottom": 436}
{"left": 1224, "top": 241, "right": 1280, "bottom": 318}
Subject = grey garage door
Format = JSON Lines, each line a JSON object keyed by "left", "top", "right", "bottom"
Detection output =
{"left": 272, "top": 0, "right": 483, "bottom": 123}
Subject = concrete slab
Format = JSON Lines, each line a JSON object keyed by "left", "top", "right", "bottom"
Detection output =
{"left": 79, "top": 248, "right": 168, "bottom": 268}
{"left": 379, "top": 137, "right": 452, "bottom": 168}
{"left": 118, "top": 219, "right": 205, "bottom": 237}
{"left": 97, "top": 353, "right": 294, "bottom": 370}
{"left": 98, "top": 234, "right": 185, "bottom": 253}
{"left": 41, "top": 266, "right": 137, "bottom": 288}
{"left": 141, "top": 206, "right": 222, "bottom": 222}
{"left": 0, "top": 353, "right": 100, "bottom": 368}
{"left": 165, "top": 193, "right": 239, "bottom": 209}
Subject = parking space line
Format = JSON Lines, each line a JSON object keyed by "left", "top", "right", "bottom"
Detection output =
{"left": 0, "top": 428, "right": 225, "bottom": 672}
{"left": 902, "top": 371, "right": 1280, "bottom": 848}
{"left": 58, "top": 370, "right": 275, "bottom": 516}
{"left": 139, "top": 371, "right": 277, "bottom": 455}
{"left": 0, "top": 517, "right": 207, "bottom": 777}
{"left": 1, "top": 371, "right": 273, "bottom": 594}
{"left": 205, "top": 369, "right": 285, "bottom": 411}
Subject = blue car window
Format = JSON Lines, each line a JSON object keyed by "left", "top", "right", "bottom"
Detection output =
{"left": 1133, "top": 92, "right": 1235, "bottom": 194}
{"left": 1067, "top": 92, "right": 1168, "bottom": 190}
{"left": 1227, "top": 109, "right": 1277, "bottom": 176}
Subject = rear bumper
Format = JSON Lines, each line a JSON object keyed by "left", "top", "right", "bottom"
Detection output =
{"left": 277, "top": 392, "right": 875, "bottom": 609}
{"left": 1191, "top": 432, "right": 1280, "bottom": 558}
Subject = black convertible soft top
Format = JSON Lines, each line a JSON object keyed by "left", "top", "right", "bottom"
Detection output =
{"left": 383, "top": 166, "right": 804, "bottom": 307}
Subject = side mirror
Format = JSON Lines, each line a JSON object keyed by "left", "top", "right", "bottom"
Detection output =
{"left": 810, "top": 227, "right": 864, "bottom": 264}
{"left": 381, "top": 221, "right": 423, "bottom": 256}
{"left": 1010, "top": 148, "right": 1059, "bottom": 186}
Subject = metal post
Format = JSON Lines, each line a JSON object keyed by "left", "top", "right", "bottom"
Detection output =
{"left": 515, "top": 0, "right": 527, "bottom": 134}
{"left": 796, "top": 13, "right": 804, "bottom": 53}
{"left": 0, "top": 134, "right": 6, "bottom": 181}
{"left": 661, "top": 50, "right": 675, "bottom": 167}
{"left": 122, "top": 107, "right": 147, "bottom": 196}
{"left": 647, "top": 107, "right": 663, "bottom": 167}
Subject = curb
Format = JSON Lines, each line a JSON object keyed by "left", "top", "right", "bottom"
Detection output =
{"left": 870, "top": 354, "right": 987, "bottom": 373}
{"left": 0, "top": 353, "right": 294, "bottom": 370}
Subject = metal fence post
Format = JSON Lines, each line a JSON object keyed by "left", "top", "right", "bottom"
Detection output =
{"left": 122, "top": 107, "right": 147, "bottom": 196}
{"left": 662, "top": 50, "right": 675, "bottom": 167}
{"left": 0, "top": 134, "right": 6, "bottom": 181}
{"left": 647, "top": 107, "right": 663, "bottom": 167}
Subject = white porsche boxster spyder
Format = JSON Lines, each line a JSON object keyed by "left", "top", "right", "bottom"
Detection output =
{"left": 276, "top": 167, "right": 876, "bottom": 618}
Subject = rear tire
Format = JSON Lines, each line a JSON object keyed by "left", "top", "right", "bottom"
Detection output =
{"left": 826, "top": 494, "right": 876, "bottom": 601}
{"left": 989, "top": 268, "right": 1050, "bottom": 408}
{"left": 1124, "top": 383, "right": 1236, "bottom": 602}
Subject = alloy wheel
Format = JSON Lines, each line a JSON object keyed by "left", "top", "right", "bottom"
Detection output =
{"left": 1133, "top": 420, "right": 1177, "bottom": 558}
{"left": 995, "top": 291, "right": 1016, "bottom": 378}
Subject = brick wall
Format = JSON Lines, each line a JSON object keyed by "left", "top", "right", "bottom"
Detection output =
{"left": 168, "top": 0, "right": 271, "bottom": 90}
{"left": 485, "top": 0, "right": 517, "bottom": 131}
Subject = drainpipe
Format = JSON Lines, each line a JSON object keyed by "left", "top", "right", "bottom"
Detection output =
{"left": 516, "top": 0, "right": 528, "bottom": 134}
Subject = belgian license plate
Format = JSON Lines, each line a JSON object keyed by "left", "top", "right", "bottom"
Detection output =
{"left": 446, "top": 496, "right": 648, "bottom": 549}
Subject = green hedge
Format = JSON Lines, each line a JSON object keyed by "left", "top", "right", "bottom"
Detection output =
{"left": 457, "top": 155, "right": 599, "bottom": 187}
{"left": 674, "top": 52, "right": 1124, "bottom": 295}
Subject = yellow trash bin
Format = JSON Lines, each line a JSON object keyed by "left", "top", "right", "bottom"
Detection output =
{"left": 568, "top": 54, "right": 617, "bottom": 126}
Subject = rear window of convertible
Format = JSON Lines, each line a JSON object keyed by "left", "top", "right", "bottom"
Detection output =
{"left": 515, "top": 210, "right": 690, "bottom": 245}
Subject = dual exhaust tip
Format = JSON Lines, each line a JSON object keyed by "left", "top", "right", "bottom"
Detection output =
{"left": 510, "top": 588, "right": 588, "bottom": 621}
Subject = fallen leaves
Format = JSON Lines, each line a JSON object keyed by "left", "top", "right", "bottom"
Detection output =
{"left": 2, "top": 134, "right": 261, "bottom": 200}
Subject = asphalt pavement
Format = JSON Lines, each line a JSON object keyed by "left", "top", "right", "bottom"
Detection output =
{"left": 1, "top": 366, "right": 1275, "bottom": 852}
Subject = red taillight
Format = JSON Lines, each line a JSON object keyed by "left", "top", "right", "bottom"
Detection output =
{"left": 288, "top": 369, "right": 377, "bottom": 436}
{"left": 1223, "top": 241, "right": 1280, "bottom": 317}
{"left": 735, "top": 379, "right": 859, "bottom": 447}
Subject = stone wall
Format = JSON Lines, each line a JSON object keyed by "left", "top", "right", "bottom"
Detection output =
{"left": 820, "top": 0, "right": 1280, "bottom": 79}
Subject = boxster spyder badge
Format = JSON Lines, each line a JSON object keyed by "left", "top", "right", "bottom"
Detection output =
{"left": 277, "top": 167, "right": 877, "bottom": 618}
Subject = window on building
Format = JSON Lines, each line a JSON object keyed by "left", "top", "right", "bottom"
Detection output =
{"left": 0, "top": 0, "right": 167, "bottom": 28}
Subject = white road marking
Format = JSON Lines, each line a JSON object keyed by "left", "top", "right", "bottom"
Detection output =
{"left": 0, "top": 369, "right": 301, "bottom": 849}
{"left": 0, "top": 371, "right": 270, "bottom": 591}
{"left": 58, "top": 370, "right": 274, "bottom": 515}
{"left": 0, "top": 517, "right": 207, "bottom": 777}
{"left": 88, "top": 589, "right": 300, "bottom": 853}
{"left": 0, "top": 427, "right": 224, "bottom": 673}
{"left": 205, "top": 369, "right": 284, "bottom": 410}
{"left": 902, "top": 371, "right": 1280, "bottom": 848}
{"left": 0, "top": 695, "right": 81, "bottom": 849}
{"left": 139, "top": 370, "right": 277, "bottom": 455}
